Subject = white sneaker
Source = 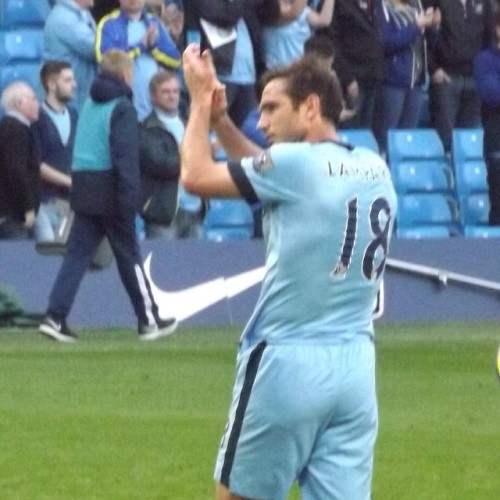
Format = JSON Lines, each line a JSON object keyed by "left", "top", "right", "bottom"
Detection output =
{"left": 39, "top": 315, "right": 77, "bottom": 343}
{"left": 138, "top": 318, "right": 178, "bottom": 341}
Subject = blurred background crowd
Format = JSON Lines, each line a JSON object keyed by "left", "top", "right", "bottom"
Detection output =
{"left": 1, "top": 0, "right": 500, "bottom": 243}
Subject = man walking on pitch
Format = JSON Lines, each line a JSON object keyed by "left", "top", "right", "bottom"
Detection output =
{"left": 181, "top": 45, "right": 397, "bottom": 500}
{"left": 39, "top": 50, "right": 176, "bottom": 342}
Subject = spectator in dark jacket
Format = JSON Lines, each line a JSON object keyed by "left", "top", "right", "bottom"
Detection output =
{"left": 474, "top": 8, "right": 500, "bottom": 225}
{"left": 32, "top": 60, "right": 78, "bottom": 242}
{"left": 373, "top": 0, "right": 439, "bottom": 152}
{"left": 318, "top": 0, "right": 384, "bottom": 130}
{"left": 139, "top": 70, "right": 181, "bottom": 238}
{"left": 0, "top": 82, "right": 41, "bottom": 239}
{"left": 425, "top": 0, "right": 494, "bottom": 151}
{"left": 183, "top": 0, "right": 265, "bottom": 127}
{"left": 39, "top": 50, "right": 177, "bottom": 343}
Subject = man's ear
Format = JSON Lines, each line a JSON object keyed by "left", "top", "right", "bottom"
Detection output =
{"left": 304, "top": 93, "right": 321, "bottom": 120}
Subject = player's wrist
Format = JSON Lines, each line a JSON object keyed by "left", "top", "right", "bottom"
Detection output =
{"left": 189, "top": 95, "right": 213, "bottom": 111}
{"left": 210, "top": 109, "right": 228, "bottom": 128}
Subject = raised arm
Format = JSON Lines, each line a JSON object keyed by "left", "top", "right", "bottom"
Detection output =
{"left": 210, "top": 94, "right": 263, "bottom": 159}
{"left": 307, "top": 0, "right": 335, "bottom": 29}
{"left": 180, "top": 46, "right": 242, "bottom": 198}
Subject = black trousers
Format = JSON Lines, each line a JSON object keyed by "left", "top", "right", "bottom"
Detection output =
{"left": 486, "top": 154, "right": 500, "bottom": 226}
{"left": 429, "top": 76, "right": 481, "bottom": 151}
{"left": 47, "top": 211, "right": 160, "bottom": 327}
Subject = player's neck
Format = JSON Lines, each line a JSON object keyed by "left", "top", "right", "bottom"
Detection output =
{"left": 305, "top": 122, "right": 339, "bottom": 143}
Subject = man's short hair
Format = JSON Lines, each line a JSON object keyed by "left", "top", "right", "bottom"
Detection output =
{"left": 40, "top": 60, "right": 72, "bottom": 93}
{"left": 259, "top": 57, "right": 344, "bottom": 126}
{"left": 304, "top": 34, "right": 335, "bottom": 60}
{"left": 148, "top": 69, "right": 179, "bottom": 95}
{"left": 99, "top": 49, "right": 133, "bottom": 81}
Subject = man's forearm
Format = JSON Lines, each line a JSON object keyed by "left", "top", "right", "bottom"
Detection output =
{"left": 212, "top": 113, "right": 262, "bottom": 159}
{"left": 40, "top": 163, "right": 71, "bottom": 188}
{"left": 181, "top": 100, "right": 214, "bottom": 185}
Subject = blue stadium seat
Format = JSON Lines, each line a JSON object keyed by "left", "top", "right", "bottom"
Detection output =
{"left": 0, "top": 61, "right": 42, "bottom": 92}
{"left": 388, "top": 130, "right": 455, "bottom": 214}
{"left": 396, "top": 193, "right": 461, "bottom": 238}
{"left": 392, "top": 160, "right": 454, "bottom": 195}
{"left": 0, "top": 28, "right": 44, "bottom": 64}
{"left": 461, "top": 193, "right": 489, "bottom": 226}
{"left": 450, "top": 129, "right": 499, "bottom": 237}
{"left": 452, "top": 128, "right": 483, "bottom": 164}
{"left": 396, "top": 226, "right": 451, "bottom": 239}
{"left": 339, "top": 129, "right": 379, "bottom": 153}
{"left": 203, "top": 199, "right": 254, "bottom": 241}
{"left": 451, "top": 129, "right": 487, "bottom": 197}
{"left": 454, "top": 159, "right": 488, "bottom": 196}
{"left": 0, "top": 0, "right": 51, "bottom": 29}
{"left": 387, "top": 129, "right": 446, "bottom": 163}
{"left": 459, "top": 193, "right": 500, "bottom": 237}
{"left": 463, "top": 226, "right": 500, "bottom": 238}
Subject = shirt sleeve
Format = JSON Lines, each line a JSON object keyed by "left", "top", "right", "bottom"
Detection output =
{"left": 229, "top": 144, "right": 307, "bottom": 204}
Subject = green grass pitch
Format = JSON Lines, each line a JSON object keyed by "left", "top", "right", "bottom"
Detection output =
{"left": 0, "top": 323, "right": 499, "bottom": 499}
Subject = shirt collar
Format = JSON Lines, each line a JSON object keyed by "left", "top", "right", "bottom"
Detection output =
{"left": 5, "top": 110, "right": 30, "bottom": 126}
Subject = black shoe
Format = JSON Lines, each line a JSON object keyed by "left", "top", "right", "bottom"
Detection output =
{"left": 39, "top": 315, "right": 77, "bottom": 343}
{"left": 138, "top": 317, "right": 178, "bottom": 341}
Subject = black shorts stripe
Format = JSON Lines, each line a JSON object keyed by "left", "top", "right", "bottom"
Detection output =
{"left": 220, "top": 341, "right": 267, "bottom": 487}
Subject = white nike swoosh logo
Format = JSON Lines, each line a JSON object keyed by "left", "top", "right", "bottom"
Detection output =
{"left": 144, "top": 253, "right": 266, "bottom": 322}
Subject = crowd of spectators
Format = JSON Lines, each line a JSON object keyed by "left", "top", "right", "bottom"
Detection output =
{"left": 1, "top": 0, "right": 500, "bottom": 243}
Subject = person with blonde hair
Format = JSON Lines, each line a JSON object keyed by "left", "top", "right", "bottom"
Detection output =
{"left": 0, "top": 81, "right": 40, "bottom": 239}
{"left": 39, "top": 49, "right": 177, "bottom": 342}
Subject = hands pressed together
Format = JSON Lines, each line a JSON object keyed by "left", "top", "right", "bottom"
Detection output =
{"left": 182, "top": 45, "right": 228, "bottom": 124}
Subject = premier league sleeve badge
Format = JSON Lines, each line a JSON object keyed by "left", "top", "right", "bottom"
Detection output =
{"left": 252, "top": 149, "right": 274, "bottom": 174}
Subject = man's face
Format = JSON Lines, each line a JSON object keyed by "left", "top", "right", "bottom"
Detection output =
{"left": 52, "top": 68, "right": 76, "bottom": 103}
{"left": 120, "top": 0, "right": 146, "bottom": 16}
{"left": 18, "top": 86, "right": 40, "bottom": 123}
{"left": 257, "top": 78, "right": 307, "bottom": 144}
{"left": 151, "top": 77, "right": 180, "bottom": 114}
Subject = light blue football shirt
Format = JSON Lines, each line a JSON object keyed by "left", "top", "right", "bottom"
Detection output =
{"left": 262, "top": 7, "right": 312, "bottom": 70}
{"left": 233, "top": 141, "right": 397, "bottom": 346}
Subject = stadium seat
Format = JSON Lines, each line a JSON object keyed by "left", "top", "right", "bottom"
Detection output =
{"left": 388, "top": 130, "right": 455, "bottom": 210}
{"left": 450, "top": 129, "right": 499, "bottom": 237}
{"left": 396, "top": 226, "right": 451, "bottom": 239}
{"left": 391, "top": 160, "right": 454, "bottom": 195}
{"left": 338, "top": 129, "right": 379, "bottom": 153}
{"left": 0, "top": 0, "right": 51, "bottom": 29}
{"left": 452, "top": 128, "right": 483, "bottom": 164}
{"left": 388, "top": 129, "right": 446, "bottom": 162}
{"left": 203, "top": 199, "right": 254, "bottom": 242}
{"left": 459, "top": 193, "right": 500, "bottom": 238}
{"left": 461, "top": 193, "right": 489, "bottom": 226}
{"left": 451, "top": 129, "right": 488, "bottom": 197}
{"left": 0, "top": 28, "right": 44, "bottom": 64}
{"left": 396, "top": 193, "right": 461, "bottom": 238}
{"left": 454, "top": 159, "right": 488, "bottom": 196}
{"left": 0, "top": 61, "right": 42, "bottom": 93}
{"left": 463, "top": 225, "right": 500, "bottom": 238}
{"left": 352, "top": 130, "right": 460, "bottom": 240}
